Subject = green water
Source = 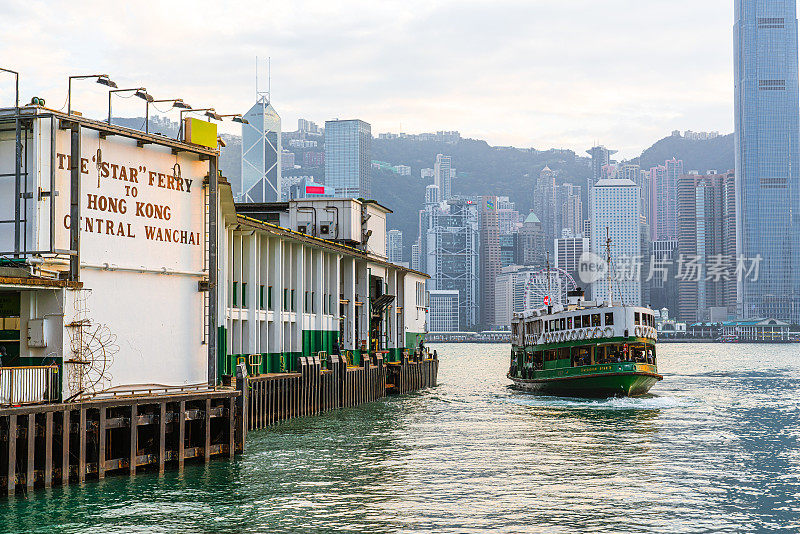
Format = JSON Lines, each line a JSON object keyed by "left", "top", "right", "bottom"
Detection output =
{"left": 2, "top": 342, "right": 800, "bottom": 533}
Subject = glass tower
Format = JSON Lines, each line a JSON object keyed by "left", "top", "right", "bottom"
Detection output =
{"left": 241, "top": 99, "right": 281, "bottom": 202}
{"left": 324, "top": 119, "right": 371, "bottom": 198}
{"left": 734, "top": 0, "right": 800, "bottom": 321}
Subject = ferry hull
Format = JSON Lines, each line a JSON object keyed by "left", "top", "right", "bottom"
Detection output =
{"left": 508, "top": 371, "right": 662, "bottom": 398}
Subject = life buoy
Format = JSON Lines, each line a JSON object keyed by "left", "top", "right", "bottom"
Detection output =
{"left": 595, "top": 328, "right": 602, "bottom": 338}
{"left": 604, "top": 327, "right": 613, "bottom": 338}
{"left": 635, "top": 327, "right": 642, "bottom": 337}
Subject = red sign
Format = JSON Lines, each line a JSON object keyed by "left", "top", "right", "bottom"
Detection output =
{"left": 306, "top": 185, "right": 325, "bottom": 195}
{"left": 544, "top": 296, "right": 550, "bottom": 305}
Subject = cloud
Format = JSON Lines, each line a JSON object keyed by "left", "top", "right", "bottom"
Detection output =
{"left": 0, "top": 0, "right": 748, "bottom": 157}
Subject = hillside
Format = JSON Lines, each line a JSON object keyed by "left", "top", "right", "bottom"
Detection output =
{"left": 634, "top": 133, "right": 734, "bottom": 173}
{"left": 111, "top": 116, "right": 735, "bottom": 261}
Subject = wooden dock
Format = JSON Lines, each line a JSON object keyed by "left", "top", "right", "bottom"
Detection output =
{"left": 0, "top": 390, "right": 242, "bottom": 494}
{"left": 0, "top": 351, "right": 438, "bottom": 493}
{"left": 244, "top": 352, "right": 438, "bottom": 430}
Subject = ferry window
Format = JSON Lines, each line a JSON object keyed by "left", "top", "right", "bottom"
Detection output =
{"left": 544, "top": 321, "right": 549, "bottom": 333}
{"left": 259, "top": 285, "right": 265, "bottom": 309}
{"left": 242, "top": 283, "right": 247, "bottom": 307}
{"left": 605, "top": 313, "right": 614, "bottom": 326}
{"left": 567, "top": 317, "right": 573, "bottom": 329}
{"left": 582, "top": 315, "right": 590, "bottom": 328}
{"left": 268, "top": 286, "right": 273, "bottom": 310}
{"left": 312, "top": 291, "right": 316, "bottom": 313}
{"left": 591, "top": 314, "right": 601, "bottom": 327}
{"left": 635, "top": 312, "right": 640, "bottom": 324}
{"left": 283, "top": 288, "right": 288, "bottom": 309}
{"left": 232, "top": 281, "right": 238, "bottom": 306}
{"left": 559, "top": 318, "right": 565, "bottom": 330}
{"left": 291, "top": 289, "right": 296, "bottom": 311}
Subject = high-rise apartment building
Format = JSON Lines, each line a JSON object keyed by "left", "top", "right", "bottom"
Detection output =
{"left": 387, "top": 229, "right": 404, "bottom": 264}
{"left": 676, "top": 171, "right": 737, "bottom": 322}
{"left": 735, "top": 0, "right": 800, "bottom": 321}
{"left": 590, "top": 177, "right": 642, "bottom": 305}
{"left": 650, "top": 158, "right": 684, "bottom": 240}
{"left": 241, "top": 99, "right": 281, "bottom": 202}
{"left": 434, "top": 154, "right": 453, "bottom": 200}
{"left": 324, "top": 119, "right": 371, "bottom": 198}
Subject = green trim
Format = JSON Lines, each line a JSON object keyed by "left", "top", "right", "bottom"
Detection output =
{"left": 524, "top": 362, "right": 658, "bottom": 380}
{"left": 217, "top": 326, "right": 228, "bottom": 380}
{"left": 405, "top": 331, "right": 425, "bottom": 349}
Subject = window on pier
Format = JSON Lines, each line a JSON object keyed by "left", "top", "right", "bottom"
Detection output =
{"left": 605, "top": 313, "right": 614, "bottom": 326}
{"left": 591, "top": 314, "right": 601, "bottom": 327}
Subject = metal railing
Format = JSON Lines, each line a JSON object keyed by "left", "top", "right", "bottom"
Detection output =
{"left": 0, "top": 365, "right": 60, "bottom": 405}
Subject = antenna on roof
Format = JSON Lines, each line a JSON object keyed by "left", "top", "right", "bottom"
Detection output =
{"left": 256, "top": 56, "right": 271, "bottom": 104}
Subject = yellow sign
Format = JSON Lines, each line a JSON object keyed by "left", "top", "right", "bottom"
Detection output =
{"left": 183, "top": 117, "right": 218, "bottom": 149}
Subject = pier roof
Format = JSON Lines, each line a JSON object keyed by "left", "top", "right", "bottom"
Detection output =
{"left": 234, "top": 214, "right": 429, "bottom": 279}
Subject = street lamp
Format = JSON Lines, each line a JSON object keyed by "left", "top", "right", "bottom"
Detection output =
{"left": 145, "top": 98, "right": 191, "bottom": 134}
{"left": 108, "top": 87, "right": 153, "bottom": 125}
{"left": 218, "top": 114, "right": 249, "bottom": 125}
{"left": 177, "top": 108, "right": 222, "bottom": 139}
{"left": 67, "top": 74, "right": 116, "bottom": 115}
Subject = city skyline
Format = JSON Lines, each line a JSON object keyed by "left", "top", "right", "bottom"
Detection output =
{"left": 0, "top": 0, "right": 772, "bottom": 159}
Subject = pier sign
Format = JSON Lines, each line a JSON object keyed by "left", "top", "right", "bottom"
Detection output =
{"left": 53, "top": 130, "right": 208, "bottom": 273}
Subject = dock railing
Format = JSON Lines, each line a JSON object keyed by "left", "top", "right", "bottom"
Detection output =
{"left": 0, "top": 365, "right": 60, "bottom": 405}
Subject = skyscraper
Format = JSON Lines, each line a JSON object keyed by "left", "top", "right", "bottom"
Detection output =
{"left": 556, "top": 183, "right": 583, "bottom": 237}
{"left": 519, "top": 211, "right": 545, "bottom": 266}
{"left": 241, "top": 98, "right": 281, "bottom": 202}
{"left": 650, "top": 158, "right": 684, "bottom": 240}
{"left": 533, "top": 165, "right": 557, "bottom": 242}
{"left": 434, "top": 154, "right": 453, "bottom": 200}
{"left": 735, "top": 0, "right": 800, "bottom": 321}
{"left": 676, "top": 171, "right": 737, "bottom": 322}
{"left": 324, "top": 119, "right": 371, "bottom": 198}
{"left": 479, "top": 196, "right": 501, "bottom": 328}
{"left": 590, "top": 177, "right": 642, "bottom": 305}
{"left": 425, "top": 199, "right": 479, "bottom": 329}
{"left": 387, "top": 229, "right": 404, "bottom": 264}
{"left": 586, "top": 146, "right": 617, "bottom": 218}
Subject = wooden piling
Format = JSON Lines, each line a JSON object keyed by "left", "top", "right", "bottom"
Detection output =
{"left": 98, "top": 407, "right": 106, "bottom": 479}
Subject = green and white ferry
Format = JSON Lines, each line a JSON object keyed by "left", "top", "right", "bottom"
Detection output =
{"left": 508, "top": 288, "right": 662, "bottom": 397}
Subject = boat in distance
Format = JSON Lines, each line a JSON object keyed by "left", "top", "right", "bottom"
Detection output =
{"left": 508, "top": 288, "right": 662, "bottom": 397}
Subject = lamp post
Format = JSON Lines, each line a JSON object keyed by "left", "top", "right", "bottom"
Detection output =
{"left": 67, "top": 74, "right": 116, "bottom": 115}
{"left": 145, "top": 98, "right": 191, "bottom": 134}
{"left": 108, "top": 87, "right": 153, "bottom": 125}
{"left": 177, "top": 108, "right": 222, "bottom": 140}
{"left": 218, "top": 114, "right": 249, "bottom": 125}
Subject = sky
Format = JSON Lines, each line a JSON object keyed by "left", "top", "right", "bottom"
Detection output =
{"left": 0, "top": 0, "right": 767, "bottom": 158}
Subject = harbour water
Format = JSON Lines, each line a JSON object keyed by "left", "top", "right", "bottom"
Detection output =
{"left": 2, "top": 343, "right": 799, "bottom": 533}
